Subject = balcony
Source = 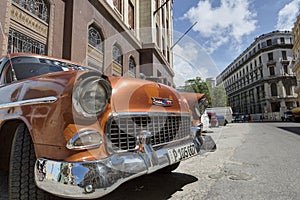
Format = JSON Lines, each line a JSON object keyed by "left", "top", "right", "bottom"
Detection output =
{"left": 279, "top": 58, "right": 290, "bottom": 64}
{"left": 266, "top": 60, "right": 276, "bottom": 65}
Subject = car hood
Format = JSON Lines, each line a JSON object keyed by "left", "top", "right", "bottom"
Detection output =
{"left": 108, "top": 77, "right": 190, "bottom": 114}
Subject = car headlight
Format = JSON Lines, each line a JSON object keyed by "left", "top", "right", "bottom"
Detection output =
{"left": 196, "top": 97, "right": 208, "bottom": 117}
{"left": 73, "top": 76, "right": 112, "bottom": 117}
{"left": 194, "top": 104, "right": 201, "bottom": 117}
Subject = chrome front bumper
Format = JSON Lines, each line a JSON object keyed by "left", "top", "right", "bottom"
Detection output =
{"left": 34, "top": 135, "right": 216, "bottom": 199}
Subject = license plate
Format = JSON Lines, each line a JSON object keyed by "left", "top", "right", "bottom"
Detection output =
{"left": 168, "top": 143, "right": 197, "bottom": 164}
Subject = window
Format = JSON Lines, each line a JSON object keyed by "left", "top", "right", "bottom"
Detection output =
{"left": 267, "top": 39, "right": 272, "bottom": 46}
{"left": 156, "top": 24, "right": 160, "bottom": 47}
{"left": 269, "top": 66, "right": 275, "bottom": 76}
{"left": 259, "top": 56, "right": 262, "bottom": 64}
{"left": 166, "top": 19, "right": 169, "bottom": 33}
{"left": 88, "top": 26, "right": 103, "bottom": 52}
{"left": 128, "top": 1, "right": 134, "bottom": 29}
{"left": 162, "top": 36, "right": 165, "bottom": 56}
{"left": 280, "top": 37, "right": 285, "bottom": 44}
{"left": 113, "top": 44, "right": 123, "bottom": 65}
{"left": 155, "top": 0, "right": 159, "bottom": 10}
{"left": 271, "top": 83, "right": 278, "bottom": 96}
{"left": 285, "top": 84, "right": 292, "bottom": 96}
{"left": 271, "top": 102, "right": 280, "bottom": 112}
{"left": 129, "top": 56, "right": 136, "bottom": 74}
{"left": 268, "top": 52, "right": 273, "bottom": 61}
{"left": 113, "top": 0, "right": 122, "bottom": 13}
{"left": 260, "top": 69, "right": 263, "bottom": 77}
{"left": 12, "top": 0, "right": 49, "bottom": 23}
{"left": 282, "top": 51, "right": 287, "bottom": 60}
{"left": 7, "top": 29, "right": 46, "bottom": 54}
{"left": 1, "top": 65, "right": 14, "bottom": 84}
{"left": 283, "top": 64, "right": 288, "bottom": 74}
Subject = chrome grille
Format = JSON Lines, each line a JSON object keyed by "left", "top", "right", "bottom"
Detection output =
{"left": 107, "top": 113, "right": 192, "bottom": 151}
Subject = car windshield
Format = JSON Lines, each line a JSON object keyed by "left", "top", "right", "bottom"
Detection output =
{"left": 10, "top": 56, "right": 91, "bottom": 80}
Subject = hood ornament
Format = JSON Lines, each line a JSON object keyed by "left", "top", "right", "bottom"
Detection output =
{"left": 151, "top": 97, "right": 173, "bottom": 107}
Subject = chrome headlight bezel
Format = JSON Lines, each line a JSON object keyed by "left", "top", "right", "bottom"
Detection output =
{"left": 72, "top": 76, "right": 112, "bottom": 118}
{"left": 196, "top": 97, "right": 208, "bottom": 117}
{"left": 66, "top": 130, "right": 102, "bottom": 150}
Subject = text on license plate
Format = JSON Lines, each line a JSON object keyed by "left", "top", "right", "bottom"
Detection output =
{"left": 167, "top": 143, "right": 197, "bottom": 164}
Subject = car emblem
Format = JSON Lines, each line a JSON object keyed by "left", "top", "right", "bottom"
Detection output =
{"left": 151, "top": 97, "right": 173, "bottom": 107}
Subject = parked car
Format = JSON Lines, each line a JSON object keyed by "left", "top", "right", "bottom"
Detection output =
{"left": 291, "top": 107, "right": 300, "bottom": 122}
{"left": 0, "top": 53, "right": 215, "bottom": 199}
{"left": 205, "top": 107, "right": 233, "bottom": 123}
{"left": 216, "top": 115, "right": 228, "bottom": 126}
{"left": 180, "top": 92, "right": 210, "bottom": 132}
{"left": 282, "top": 111, "right": 295, "bottom": 121}
{"left": 180, "top": 92, "right": 216, "bottom": 152}
{"left": 232, "top": 113, "right": 245, "bottom": 123}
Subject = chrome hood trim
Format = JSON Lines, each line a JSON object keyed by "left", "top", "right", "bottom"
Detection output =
{"left": 0, "top": 96, "right": 57, "bottom": 109}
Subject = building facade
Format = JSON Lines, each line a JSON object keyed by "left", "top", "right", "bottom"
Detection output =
{"left": 292, "top": 15, "right": 300, "bottom": 105}
{"left": 0, "top": 0, "right": 175, "bottom": 86}
{"left": 216, "top": 31, "right": 298, "bottom": 120}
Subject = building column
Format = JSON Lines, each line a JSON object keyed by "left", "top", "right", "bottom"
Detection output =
{"left": 280, "top": 99, "right": 287, "bottom": 118}
{"left": 0, "top": 0, "right": 11, "bottom": 55}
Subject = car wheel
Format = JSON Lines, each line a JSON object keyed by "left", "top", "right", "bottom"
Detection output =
{"left": 9, "top": 123, "right": 54, "bottom": 200}
{"left": 224, "top": 120, "right": 228, "bottom": 126}
{"left": 157, "top": 162, "right": 180, "bottom": 173}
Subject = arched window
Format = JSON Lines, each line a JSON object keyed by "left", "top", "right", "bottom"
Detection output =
{"left": 88, "top": 26, "right": 103, "bottom": 52}
{"left": 12, "top": 0, "right": 49, "bottom": 23}
{"left": 270, "top": 83, "right": 278, "bottom": 97}
{"left": 113, "top": 44, "right": 122, "bottom": 65}
{"left": 129, "top": 56, "right": 136, "bottom": 74}
{"left": 284, "top": 82, "right": 292, "bottom": 96}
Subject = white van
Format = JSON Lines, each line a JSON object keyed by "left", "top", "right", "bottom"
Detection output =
{"left": 205, "top": 107, "right": 233, "bottom": 123}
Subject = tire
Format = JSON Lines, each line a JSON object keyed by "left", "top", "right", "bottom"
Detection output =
{"left": 224, "top": 120, "right": 228, "bottom": 126}
{"left": 9, "top": 123, "right": 54, "bottom": 200}
{"left": 157, "top": 162, "right": 180, "bottom": 174}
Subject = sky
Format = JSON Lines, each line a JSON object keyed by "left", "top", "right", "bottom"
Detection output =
{"left": 172, "top": 0, "right": 300, "bottom": 86}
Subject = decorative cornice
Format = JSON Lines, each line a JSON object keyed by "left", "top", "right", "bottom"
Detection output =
{"left": 10, "top": 4, "right": 48, "bottom": 38}
{"left": 112, "top": 62, "right": 122, "bottom": 75}
{"left": 88, "top": 45, "right": 104, "bottom": 61}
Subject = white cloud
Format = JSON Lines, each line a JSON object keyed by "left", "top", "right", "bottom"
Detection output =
{"left": 173, "top": 42, "right": 218, "bottom": 87}
{"left": 183, "top": 0, "right": 257, "bottom": 54}
{"left": 276, "top": 0, "right": 300, "bottom": 30}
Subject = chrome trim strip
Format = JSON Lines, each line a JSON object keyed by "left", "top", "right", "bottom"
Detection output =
{"left": 0, "top": 96, "right": 57, "bottom": 109}
{"left": 110, "top": 112, "right": 191, "bottom": 117}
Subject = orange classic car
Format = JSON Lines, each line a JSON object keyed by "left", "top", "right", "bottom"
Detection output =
{"left": 0, "top": 53, "right": 215, "bottom": 199}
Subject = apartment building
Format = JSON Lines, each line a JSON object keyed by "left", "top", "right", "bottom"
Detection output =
{"left": 0, "top": 0, "right": 174, "bottom": 86}
{"left": 292, "top": 15, "right": 300, "bottom": 105}
{"left": 216, "top": 31, "right": 298, "bottom": 120}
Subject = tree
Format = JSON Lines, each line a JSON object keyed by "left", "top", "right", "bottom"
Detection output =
{"left": 210, "top": 85, "right": 227, "bottom": 107}
{"left": 181, "top": 77, "right": 228, "bottom": 107}
{"left": 183, "top": 77, "right": 211, "bottom": 105}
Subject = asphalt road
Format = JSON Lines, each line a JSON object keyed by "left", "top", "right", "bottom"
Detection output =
{"left": 1, "top": 122, "right": 300, "bottom": 200}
